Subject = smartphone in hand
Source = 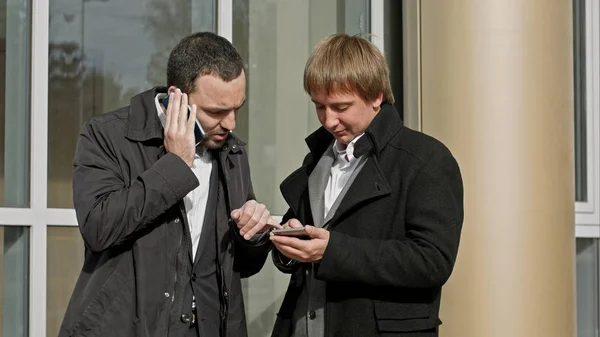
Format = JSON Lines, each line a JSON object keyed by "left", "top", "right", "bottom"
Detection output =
{"left": 162, "top": 94, "right": 205, "bottom": 146}
{"left": 271, "top": 227, "right": 310, "bottom": 240}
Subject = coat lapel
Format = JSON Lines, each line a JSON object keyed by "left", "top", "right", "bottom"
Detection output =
{"left": 326, "top": 158, "right": 392, "bottom": 228}
{"left": 280, "top": 163, "right": 312, "bottom": 218}
{"left": 308, "top": 147, "right": 334, "bottom": 227}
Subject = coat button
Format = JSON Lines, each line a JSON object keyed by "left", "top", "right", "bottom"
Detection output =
{"left": 164, "top": 292, "right": 170, "bottom": 298}
{"left": 174, "top": 218, "right": 180, "bottom": 223}
{"left": 181, "top": 314, "right": 190, "bottom": 323}
{"left": 191, "top": 273, "right": 197, "bottom": 282}
{"left": 223, "top": 291, "right": 228, "bottom": 298}
{"left": 308, "top": 310, "right": 316, "bottom": 320}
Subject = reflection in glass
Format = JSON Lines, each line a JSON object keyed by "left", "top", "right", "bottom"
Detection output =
{"left": 233, "top": 2, "right": 370, "bottom": 336}
{"left": 576, "top": 238, "right": 599, "bottom": 337}
{"left": 0, "top": 226, "right": 30, "bottom": 337}
{"left": 47, "top": 226, "right": 85, "bottom": 337}
{"left": 48, "top": 0, "right": 216, "bottom": 208}
{"left": 0, "top": 0, "right": 31, "bottom": 207}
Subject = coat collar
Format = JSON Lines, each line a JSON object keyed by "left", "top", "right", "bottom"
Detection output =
{"left": 125, "top": 86, "right": 245, "bottom": 152}
{"left": 305, "top": 102, "right": 403, "bottom": 160}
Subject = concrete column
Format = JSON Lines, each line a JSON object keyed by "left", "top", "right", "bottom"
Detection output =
{"left": 419, "top": 1, "right": 576, "bottom": 336}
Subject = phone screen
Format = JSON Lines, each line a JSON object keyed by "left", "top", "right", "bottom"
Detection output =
{"left": 162, "top": 95, "right": 205, "bottom": 146}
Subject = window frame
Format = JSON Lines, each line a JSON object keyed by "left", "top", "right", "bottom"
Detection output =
{"left": 576, "top": 0, "right": 600, "bottom": 237}
{"left": 0, "top": 0, "right": 385, "bottom": 336}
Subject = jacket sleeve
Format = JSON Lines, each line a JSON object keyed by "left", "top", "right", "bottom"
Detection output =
{"left": 232, "top": 153, "right": 272, "bottom": 278}
{"left": 73, "top": 120, "right": 199, "bottom": 253}
{"left": 271, "top": 208, "right": 302, "bottom": 274}
{"left": 315, "top": 149, "right": 464, "bottom": 288}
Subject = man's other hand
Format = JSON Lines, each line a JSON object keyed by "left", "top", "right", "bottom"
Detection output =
{"left": 231, "top": 200, "right": 282, "bottom": 240}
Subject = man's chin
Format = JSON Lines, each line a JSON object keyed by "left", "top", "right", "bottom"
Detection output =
{"left": 202, "top": 137, "right": 227, "bottom": 150}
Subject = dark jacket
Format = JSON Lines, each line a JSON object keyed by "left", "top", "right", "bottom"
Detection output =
{"left": 272, "top": 103, "right": 464, "bottom": 337}
{"left": 59, "top": 87, "right": 271, "bottom": 337}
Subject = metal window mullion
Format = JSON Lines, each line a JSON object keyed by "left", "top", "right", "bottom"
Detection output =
{"left": 371, "top": 0, "right": 384, "bottom": 53}
{"left": 218, "top": 0, "right": 233, "bottom": 42}
{"left": 30, "top": 0, "right": 50, "bottom": 336}
{"left": 596, "top": 238, "right": 600, "bottom": 337}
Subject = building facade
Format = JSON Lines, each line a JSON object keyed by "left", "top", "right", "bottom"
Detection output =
{"left": 0, "top": 1, "right": 598, "bottom": 337}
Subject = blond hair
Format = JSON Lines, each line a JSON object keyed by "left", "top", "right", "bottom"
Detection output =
{"left": 304, "top": 34, "right": 395, "bottom": 104}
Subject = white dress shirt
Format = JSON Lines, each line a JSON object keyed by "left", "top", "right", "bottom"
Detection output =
{"left": 323, "top": 134, "right": 365, "bottom": 218}
{"left": 154, "top": 93, "right": 212, "bottom": 259}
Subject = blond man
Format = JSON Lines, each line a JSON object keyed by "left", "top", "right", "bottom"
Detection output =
{"left": 269, "top": 34, "right": 464, "bottom": 337}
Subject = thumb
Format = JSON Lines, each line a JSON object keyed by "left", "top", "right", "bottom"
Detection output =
{"left": 231, "top": 209, "right": 240, "bottom": 220}
{"left": 304, "top": 225, "right": 326, "bottom": 239}
{"left": 288, "top": 219, "right": 303, "bottom": 228}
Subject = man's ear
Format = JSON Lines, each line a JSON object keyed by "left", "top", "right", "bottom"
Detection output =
{"left": 167, "top": 86, "right": 177, "bottom": 94}
{"left": 372, "top": 92, "right": 384, "bottom": 110}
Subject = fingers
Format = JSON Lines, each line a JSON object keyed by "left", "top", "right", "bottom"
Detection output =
{"left": 242, "top": 209, "right": 271, "bottom": 239}
{"left": 164, "top": 92, "right": 174, "bottom": 131}
{"left": 171, "top": 90, "right": 182, "bottom": 130}
{"left": 188, "top": 104, "right": 197, "bottom": 133}
{"left": 272, "top": 240, "right": 305, "bottom": 261}
{"left": 233, "top": 201, "right": 293, "bottom": 240}
{"left": 269, "top": 234, "right": 306, "bottom": 251}
{"left": 179, "top": 91, "right": 188, "bottom": 130}
{"left": 267, "top": 217, "right": 283, "bottom": 229}
{"left": 286, "top": 219, "right": 303, "bottom": 228}
{"left": 162, "top": 89, "right": 196, "bottom": 167}
{"left": 236, "top": 201, "right": 256, "bottom": 231}
{"left": 304, "top": 225, "right": 327, "bottom": 239}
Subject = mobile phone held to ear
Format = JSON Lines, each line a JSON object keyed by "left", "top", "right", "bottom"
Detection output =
{"left": 162, "top": 94, "right": 205, "bottom": 146}
{"left": 271, "top": 227, "right": 310, "bottom": 240}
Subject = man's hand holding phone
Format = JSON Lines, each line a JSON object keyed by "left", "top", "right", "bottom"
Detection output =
{"left": 163, "top": 89, "right": 197, "bottom": 167}
{"left": 270, "top": 219, "right": 330, "bottom": 263}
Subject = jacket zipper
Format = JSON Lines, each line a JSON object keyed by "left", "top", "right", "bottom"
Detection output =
{"left": 166, "top": 213, "right": 185, "bottom": 336}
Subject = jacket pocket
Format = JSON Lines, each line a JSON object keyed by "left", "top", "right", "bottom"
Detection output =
{"left": 373, "top": 300, "right": 439, "bottom": 333}
{"left": 69, "top": 267, "right": 135, "bottom": 336}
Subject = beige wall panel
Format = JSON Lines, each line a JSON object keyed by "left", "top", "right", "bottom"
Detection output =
{"left": 419, "top": 1, "right": 576, "bottom": 336}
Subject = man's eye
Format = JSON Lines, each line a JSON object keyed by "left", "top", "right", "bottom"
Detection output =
{"left": 335, "top": 106, "right": 348, "bottom": 111}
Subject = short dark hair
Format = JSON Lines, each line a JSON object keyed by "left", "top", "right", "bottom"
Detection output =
{"left": 167, "top": 32, "right": 244, "bottom": 93}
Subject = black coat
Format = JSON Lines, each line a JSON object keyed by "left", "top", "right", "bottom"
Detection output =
{"left": 59, "top": 87, "right": 270, "bottom": 337}
{"left": 272, "top": 103, "right": 464, "bottom": 337}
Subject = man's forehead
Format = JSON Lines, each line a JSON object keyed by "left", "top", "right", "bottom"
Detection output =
{"left": 311, "top": 90, "right": 358, "bottom": 103}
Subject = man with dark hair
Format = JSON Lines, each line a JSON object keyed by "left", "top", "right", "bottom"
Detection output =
{"left": 60, "top": 32, "right": 278, "bottom": 337}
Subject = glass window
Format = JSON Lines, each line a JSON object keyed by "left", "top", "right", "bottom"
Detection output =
{"left": 233, "top": 0, "right": 371, "bottom": 216}
{"left": 0, "top": 226, "right": 30, "bottom": 337}
{"left": 573, "top": 0, "right": 588, "bottom": 203}
{"left": 576, "top": 238, "right": 599, "bottom": 337}
{"left": 48, "top": 0, "right": 217, "bottom": 208}
{"left": 0, "top": 0, "right": 31, "bottom": 207}
{"left": 233, "top": 1, "right": 371, "bottom": 336}
{"left": 47, "top": 226, "right": 85, "bottom": 337}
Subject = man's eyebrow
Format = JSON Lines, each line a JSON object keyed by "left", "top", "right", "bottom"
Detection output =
{"left": 310, "top": 100, "right": 353, "bottom": 105}
{"left": 204, "top": 99, "right": 246, "bottom": 112}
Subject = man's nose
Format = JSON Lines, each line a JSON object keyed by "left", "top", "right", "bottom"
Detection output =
{"left": 220, "top": 110, "right": 236, "bottom": 131}
{"left": 323, "top": 109, "right": 338, "bottom": 129}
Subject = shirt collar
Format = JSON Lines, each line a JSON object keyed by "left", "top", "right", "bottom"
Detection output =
{"left": 154, "top": 93, "right": 168, "bottom": 128}
{"left": 332, "top": 133, "right": 365, "bottom": 162}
